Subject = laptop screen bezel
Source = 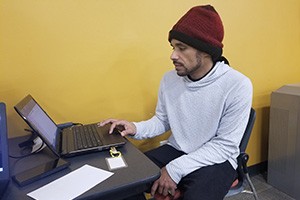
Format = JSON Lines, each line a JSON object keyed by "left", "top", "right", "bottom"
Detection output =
{"left": 0, "top": 102, "right": 9, "bottom": 181}
{"left": 14, "top": 95, "right": 61, "bottom": 157}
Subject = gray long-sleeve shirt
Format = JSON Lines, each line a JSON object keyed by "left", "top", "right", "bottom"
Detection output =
{"left": 133, "top": 61, "right": 253, "bottom": 184}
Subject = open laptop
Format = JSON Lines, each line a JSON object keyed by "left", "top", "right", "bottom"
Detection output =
{"left": 14, "top": 95, "right": 126, "bottom": 157}
{"left": 0, "top": 103, "right": 9, "bottom": 198}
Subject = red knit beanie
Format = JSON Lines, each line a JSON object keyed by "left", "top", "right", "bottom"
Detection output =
{"left": 169, "top": 5, "right": 224, "bottom": 61}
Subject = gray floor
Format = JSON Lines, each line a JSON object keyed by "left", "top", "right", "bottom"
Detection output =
{"left": 224, "top": 173, "right": 295, "bottom": 200}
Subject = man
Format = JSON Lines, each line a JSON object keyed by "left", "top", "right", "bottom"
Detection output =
{"left": 100, "top": 5, "right": 253, "bottom": 200}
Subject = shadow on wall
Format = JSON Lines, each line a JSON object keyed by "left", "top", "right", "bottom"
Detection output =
{"left": 260, "top": 106, "right": 270, "bottom": 162}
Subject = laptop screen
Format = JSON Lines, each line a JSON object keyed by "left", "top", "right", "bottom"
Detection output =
{"left": 0, "top": 102, "right": 9, "bottom": 195}
{"left": 14, "top": 95, "right": 59, "bottom": 151}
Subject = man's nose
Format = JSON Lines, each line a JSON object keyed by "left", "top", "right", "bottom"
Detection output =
{"left": 170, "top": 51, "right": 178, "bottom": 61}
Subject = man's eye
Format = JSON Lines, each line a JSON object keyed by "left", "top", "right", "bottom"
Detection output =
{"left": 179, "top": 46, "right": 186, "bottom": 51}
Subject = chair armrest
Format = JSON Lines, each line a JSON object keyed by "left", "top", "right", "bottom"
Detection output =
{"left": 238, "top": 152, "right": 249, "bottom": 174}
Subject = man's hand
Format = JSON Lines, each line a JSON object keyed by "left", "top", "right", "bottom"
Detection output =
{"left": 151, "top": 167, "right": 177, "bottom": 197}
{"left": 98, "top": 119, "right": 137, "bottom": 137}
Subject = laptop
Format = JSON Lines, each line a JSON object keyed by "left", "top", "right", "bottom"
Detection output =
{"left": 14, "top": 95, "right": 126, "bottom": 157}
{"left": 0, "top": 103, "right": 9, "bottom": 198}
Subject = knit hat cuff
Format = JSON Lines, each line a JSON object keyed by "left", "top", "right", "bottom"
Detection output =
{"left": 169, "top": 30, "right": 222, "bottom": 61}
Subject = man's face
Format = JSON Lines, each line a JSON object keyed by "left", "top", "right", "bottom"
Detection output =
{"left": 170, "top": 39, "right": 210, "bottom": 80}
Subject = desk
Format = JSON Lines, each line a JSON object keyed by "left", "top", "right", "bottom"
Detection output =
{"left": 2, "top": 136, "right": 160, "bottom": 200}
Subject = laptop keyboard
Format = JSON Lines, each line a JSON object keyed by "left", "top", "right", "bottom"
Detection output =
{"left": 73, "top": 124, "right": 103, "bottom": 150}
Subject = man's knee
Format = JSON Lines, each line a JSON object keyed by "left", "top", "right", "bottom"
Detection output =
{"left": 180, "top": 161, "right": 236, "bottom": 200}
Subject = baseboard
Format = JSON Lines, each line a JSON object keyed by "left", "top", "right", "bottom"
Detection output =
{"left": 248, "top": 161, "right": 267, "bottom": 176}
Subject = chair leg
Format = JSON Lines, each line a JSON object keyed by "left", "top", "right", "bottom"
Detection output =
{"left": 244, "top": 173, "right": 259, "bottom": 200}
{"left": 239, "top": 153, "right": 259, "bottom": 200}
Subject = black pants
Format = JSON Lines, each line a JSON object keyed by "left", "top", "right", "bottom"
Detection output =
{"left": 125, "top": 145, "right": 237, "bottom": 200}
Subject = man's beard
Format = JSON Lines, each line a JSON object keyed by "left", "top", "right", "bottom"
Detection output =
{"left": 175, "top": 53, "right": 202, "bottom": 77}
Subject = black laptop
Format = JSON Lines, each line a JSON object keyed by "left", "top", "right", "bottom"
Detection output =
{"left": 14, "top": 95, "right": 126, "bottom": 157}
{"left": 0, "top": 103, "right": 9, "bottom": 198}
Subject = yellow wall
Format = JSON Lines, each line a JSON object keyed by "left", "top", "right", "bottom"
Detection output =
{"left": 1, "top": 0, "right": 300, "bottom": 166}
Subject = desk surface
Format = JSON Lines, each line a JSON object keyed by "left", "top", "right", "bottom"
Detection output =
{"left": 2, "top": 136, "right": 160, "bottom": 200}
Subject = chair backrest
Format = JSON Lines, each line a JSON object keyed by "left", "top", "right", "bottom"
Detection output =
{"left": 239, "top": 108, "right": 256, "bottom": 153}
{"left": 235, "top": 108, "right": 256, "bottom": 184}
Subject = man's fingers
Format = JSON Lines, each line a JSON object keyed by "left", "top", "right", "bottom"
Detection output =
{"left": 110, "top": 121, "right": 128, "bottom": 134}
{"left": 98, "top": 119, "right": 117, "bottom": 127}
{"left": 162, "top": 187, "right": 169, "bottom": 196}
{"left": 108, "top": 123, "right": 117, "bottom": 134}
{"left": 98, "top": 119, "right": 136, "bottom": 136}
{"left": 119, "top": 130, "right": 127, "bottom": 137}
{"left": 98, "top": 119, "right": 126, "bottom": 134}
{"left": 151, "top": 181, "right": 159, "bottom": 196}
{"left": 169, "top": 188, "right": 176, "bottom": 196}
{"left": 158, "top": 185, "right": 163, "bottom": 195}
